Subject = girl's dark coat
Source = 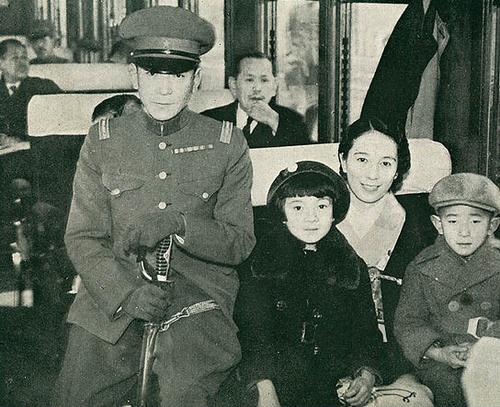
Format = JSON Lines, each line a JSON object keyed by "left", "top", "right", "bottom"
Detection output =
{"left": 233, "top": 223, "right": 383, "bottom": 407}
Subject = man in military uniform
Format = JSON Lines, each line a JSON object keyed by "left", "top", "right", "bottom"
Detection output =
{"left": 54, "top": 7, "right": 255, "bottom": 407}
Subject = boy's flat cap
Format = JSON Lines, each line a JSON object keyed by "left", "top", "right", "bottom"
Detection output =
{"left": 429, "top": 173, "right": 500, "bottom": 215}
{"left": 267, "top": 160, "right": 350, "bottom": 224}
{"left": 119, "top": 6, "right": 215, "bottom": 62}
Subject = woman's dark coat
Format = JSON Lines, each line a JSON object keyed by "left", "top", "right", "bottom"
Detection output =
{"left": 232, "top": 223, "right": 383, "bottom": 407}
{"left": 378, "top": 193, "right": 437, "bottom": 380}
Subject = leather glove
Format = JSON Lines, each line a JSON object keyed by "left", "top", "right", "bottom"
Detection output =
{"left": 122, "top": 209, "right": 185, "bottom": 255}
{"left": 122, "top": 284, "right": 171, "bottom": 321}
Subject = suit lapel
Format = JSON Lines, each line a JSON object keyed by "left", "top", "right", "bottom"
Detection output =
{"left": 0, "top": 78, "right": 10, "bottom": 100}
{"left": 226, "top": 101, "right": 238, "bottom": 123}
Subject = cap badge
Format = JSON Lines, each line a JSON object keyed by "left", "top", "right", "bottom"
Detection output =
{"left": 287, "top": 163, "right": 298, "bottom": 173}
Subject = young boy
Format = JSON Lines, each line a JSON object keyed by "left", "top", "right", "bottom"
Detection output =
{"left": 394, "top": 173, "right": 500, "bottom": 407}
{"left": 229, "top": 160, "right": 383, "bottom": 407}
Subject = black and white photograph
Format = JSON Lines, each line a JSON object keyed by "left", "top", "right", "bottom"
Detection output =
{"left": 0, "top": 1, "right": 499, "bottom": 406}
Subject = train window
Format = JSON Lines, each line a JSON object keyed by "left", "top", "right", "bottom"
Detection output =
{"left": 275, "top": 1, "right": 319, "bottom": 140}
{"left": 348, "top": 3, "right": 406, "bottom": 123}
{"left": 264, "top": 1, "right": 407, "bottom": 142}
{"left": 197, "top": 0, "right": 225, "bottom": 90}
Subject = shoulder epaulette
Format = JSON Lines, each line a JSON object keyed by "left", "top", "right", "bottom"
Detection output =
{"left": 98, "top": 117, "right": 110, "bottom": 140}
{"left": 219, "top": 121, "right": 233, "bottom": 144}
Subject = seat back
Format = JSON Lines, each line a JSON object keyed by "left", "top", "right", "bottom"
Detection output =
{"left": 29, "top": 63, "right": 134, "bottom": 92}
{"left": 249, "top": 139, "right": 452, "bottom": 206}
{"left": 27, "top": 89, "right": 234, "bottom": 136}
{"left": 27, "top": 91, "right": 451, "bottom": 215}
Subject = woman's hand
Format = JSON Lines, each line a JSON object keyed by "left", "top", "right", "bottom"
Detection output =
{"left": 343, "top": 369, "right": 376, "bottom": 407}
{"left": 256, "top": 379, "right": 281, "bottom": 407}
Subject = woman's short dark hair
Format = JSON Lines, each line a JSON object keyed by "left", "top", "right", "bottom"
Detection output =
{"left": 338, "top": 117, "right": 411, "bottom": 192}
{"left": 272, "top": 172, "right": 348, "bottom": 223}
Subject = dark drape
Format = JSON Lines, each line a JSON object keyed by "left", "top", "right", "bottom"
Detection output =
{"left": 362, "top": 0, "right": 485, "bottom": 174}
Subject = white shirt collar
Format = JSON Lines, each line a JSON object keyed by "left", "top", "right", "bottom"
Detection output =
{"left": 5, "top": 81, "right": 21, "bottom": 95}
{"left": 236, "top": 104, "right": 258, "bottom": 133}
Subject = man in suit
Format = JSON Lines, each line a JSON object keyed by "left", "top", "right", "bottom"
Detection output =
{"left": 202, "top": 51, "right": 310, "bottom": 148}
{"left": 28, "top": 20, "right": 69, "bottom": 65}
{"left": 0, "top": 39, "right": 61, "bottom": 142}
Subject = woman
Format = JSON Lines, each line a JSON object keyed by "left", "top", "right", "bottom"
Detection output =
{"left": 337, "top": 117, "right": 435, "bottom": 405}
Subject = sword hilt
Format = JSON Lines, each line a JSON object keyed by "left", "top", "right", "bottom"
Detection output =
{"left": 136, "top": 246, "right": 173, "bottom": 286}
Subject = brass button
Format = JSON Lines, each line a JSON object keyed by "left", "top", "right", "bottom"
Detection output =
{"left": 159, "top": 171, "right": 168, "bottom": 180}
{"left": 202, "top": 192, "right": 209, "bottom": 199}
{"left": 276, "top": 300, "right": 287, "bottom": 311}
{"left": 448, "top": 300, "right": 460, "bottom": 312}
{"left": 159, "top": 142, "right": 167, "bottom": 150}
{"left": 110, "top": 188, "right": 120, "bottom": 196}
{"left": 158, "top": 201, "right": 167, "bottom": 210}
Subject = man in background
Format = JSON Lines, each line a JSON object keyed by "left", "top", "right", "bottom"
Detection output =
{"left": 0, "top": 39, "right": 61, "bottom": 143}
{"left": 29, "top": 20, "right": 69, "bottom": 65}
{"left": 202, "top": 51, "right": 310, "bottom": 148}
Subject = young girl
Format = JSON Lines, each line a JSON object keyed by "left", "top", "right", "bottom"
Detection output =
{"left": 232, "top": 160, "right": 383, "bottom": 407}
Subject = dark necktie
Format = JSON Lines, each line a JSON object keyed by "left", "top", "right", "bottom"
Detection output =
{"left": 9, "top": 85, "right": 17, "bottom": 96}
{"left": 242, "top": 116, "right": 253, "bottom": 138}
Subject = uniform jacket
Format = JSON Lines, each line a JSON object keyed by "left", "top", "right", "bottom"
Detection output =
{"left": 394, "top": 237, "right": 500, "bottom": 367}
{"left": 0, "top": 76, "right": 61, "bottom": 140}
{"left": 234, "top": 224, "right": 383, "bottom": 405}
{"left": 65, "top": 108, "right": 255, "bottom": 344}
{"left": 201, "top": 99, "right": 310, "bottom": 148}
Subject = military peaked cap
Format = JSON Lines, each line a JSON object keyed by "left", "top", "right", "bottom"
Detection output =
{"left": 429, "top": 173, "right": 500, "bottom": 215}
{"left": 267, "top": 160, "right": 350, "bottom": 224}
{"left": 119, "top": 6, "right": 215, "bottom": 63}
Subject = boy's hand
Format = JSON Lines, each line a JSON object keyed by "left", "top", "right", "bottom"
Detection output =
{"left": 426, "top": 344, "right": 468, "bottom": 368}
{"left": 122, "top": 210, "right": 185, "bottom": 254}
{"left": 343, "top": 369, "right": 375, "bottom": 406}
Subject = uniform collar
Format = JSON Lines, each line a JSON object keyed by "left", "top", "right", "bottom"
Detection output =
{"left": 140, "top": 106, "right": 191, "bottom": 136}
